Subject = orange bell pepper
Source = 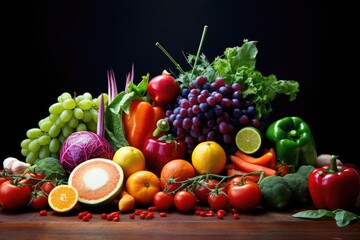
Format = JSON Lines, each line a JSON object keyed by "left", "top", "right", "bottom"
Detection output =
{"left": 122, "top": 100, "right": 165, "bottom": 150}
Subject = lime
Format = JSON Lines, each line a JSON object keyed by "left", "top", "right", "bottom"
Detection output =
{"left": 235, "top": 126, "right": 262, "bottom": 154}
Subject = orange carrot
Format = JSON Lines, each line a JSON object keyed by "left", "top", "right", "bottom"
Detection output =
{"left": 227, "top": 168, "right": 260, "bottom": 182}
{"left": 264, "top": 147, "right": 277, "bottom": 170}
{"left": 229, "top": 155, "right": 277, "bottom": 177}
{"left": 235, "top": 150, "right": 274, "bottom": 167}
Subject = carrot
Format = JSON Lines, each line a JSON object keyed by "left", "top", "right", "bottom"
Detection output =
{"left": 227, "top": 168, "right": 260, "bottom": 182}
{"left": 229, "top": 154, "right": 277, "bottom": 177}
{"left": 265, "top": 147, "right": 277, "bottom": 170}
{"left": 235, "top": 150, "right": 274, "bottom": 167}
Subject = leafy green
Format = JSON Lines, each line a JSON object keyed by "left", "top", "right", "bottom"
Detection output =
{"left": 29, "top": 157, "right": 67, "bottom": 181}
{"left": 293, "top": 209, "right": 360, "bottom": 227}
{"left": 104, "top": 74, "right": 150, "bottom": 150}
{"left": 176, "top": 40, "right": 299, "bottom": 118}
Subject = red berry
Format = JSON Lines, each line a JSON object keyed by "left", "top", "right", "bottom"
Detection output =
{"left": 39, "top": 210, "right": 47, "bottom": 216}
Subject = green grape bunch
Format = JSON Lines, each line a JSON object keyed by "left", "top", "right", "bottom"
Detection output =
{"left": 20, "top": 92, "right": 108, "bottom": 165}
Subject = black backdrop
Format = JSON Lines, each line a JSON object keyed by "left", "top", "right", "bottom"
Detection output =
{"left": 3, "top": 1, "right": 357, "bottom": 165}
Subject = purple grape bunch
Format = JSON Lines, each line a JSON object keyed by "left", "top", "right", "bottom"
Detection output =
{"left": 165, "top": 76, "right": 265, "bottom": 157}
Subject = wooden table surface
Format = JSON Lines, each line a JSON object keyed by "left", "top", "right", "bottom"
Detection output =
{"left": 1, "top": 198, "right": 360, "bottom": 240}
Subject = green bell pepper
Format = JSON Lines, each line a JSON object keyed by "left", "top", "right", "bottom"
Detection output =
{"left": 265, "top": 116, "right": 317, "bottom": 170}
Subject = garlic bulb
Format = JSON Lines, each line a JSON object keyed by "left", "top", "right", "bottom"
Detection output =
{"left": 3, "top": 157, "right": 31, "bottom": 174}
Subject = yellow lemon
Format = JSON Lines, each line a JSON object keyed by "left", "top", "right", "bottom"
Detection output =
{"left": 113, "top": 146, "right": 146, "bottom": 179}
{"left": 191, "top": 141, "right": 226, "bottom": 175}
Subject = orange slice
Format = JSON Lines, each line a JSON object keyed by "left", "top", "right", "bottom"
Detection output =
{"left": 48, "top": 184, "right": 79, "bottom": 213}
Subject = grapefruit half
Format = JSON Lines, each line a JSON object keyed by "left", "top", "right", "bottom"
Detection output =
{"left": 68, "top": 158, "right": 124, "bottom": 206}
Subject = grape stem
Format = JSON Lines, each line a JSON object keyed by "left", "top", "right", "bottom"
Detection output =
{"left": 191, "top": 25, "right": 208, "bottom": 75}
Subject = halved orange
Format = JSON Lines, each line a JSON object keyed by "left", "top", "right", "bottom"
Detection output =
{"left": 48, "top": 184, "right": 79, "bottom": 213}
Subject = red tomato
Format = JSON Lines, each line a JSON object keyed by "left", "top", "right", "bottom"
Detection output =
{"left": 228, "top": 181, "right": 262, "bottom": 211}
{"left": 194, "top": 179, "right": 226, "bottom": 203}
{"left": 0, "top": 170, "right": 9, "bottom": 185}
{"left": 207, "top": 190, "right": 229, "bottom": 211}
{"left": 227, "top": 176, "right": 244, "bottom": 191}
{"left": 174, "top": 190, "right": 196, "bottom": 212}
{"left": 0, "top": 181, "right": 32, "bottom": 210}
{"left": 29, "top": 191, "right": 49, "bottom": 210}
{"left": 153, "top": 191, "right": 174, "bottom": 211}
{"left": 40, "top": 181, "right": 56, "bottom": 195}
{"left": 20, "top": 172, "right": 45, "bottom": 187}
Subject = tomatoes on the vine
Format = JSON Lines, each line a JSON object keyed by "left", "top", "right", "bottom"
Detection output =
{"left": 227, "top": 181, "right": 262, "bottom": 211}
{"left": 207, "top": 190, "right": 229, "bottom": 211}
{"left": 40, "top": 181, "right": 56, "bottom": 195}
{"left": 0, "top": 170, "right": 9, "bottom": 185}
{"left": 20, "top": 172, "right": 45, "bottom": 187}
{"left": 174, "top": 190, "right": 196, "bottom": 212}
{"left": 29, "top": 191, "right": 48, "bottom": 210}
{"left": 194, "top": 179, "right": 225, "bottom": 203}
{"left": 153, "top": 191, "right": 174, "bottom": 211}
{"left": 0, "top": 181, "right": 32, "bottom": 210}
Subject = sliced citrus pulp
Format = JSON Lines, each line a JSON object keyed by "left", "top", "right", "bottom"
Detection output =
{"left": 235, "top": 126, "right": 262, "bottom": 154}
{"left": 48, "top": 184, "right": 79, "bottom": 213}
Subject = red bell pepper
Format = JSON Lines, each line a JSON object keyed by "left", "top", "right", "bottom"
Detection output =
{"left": 142, "top": 119, "right": 187, "bottom": 176}
{"left": 308, "top": 155, "right": 360, "bottom": 210}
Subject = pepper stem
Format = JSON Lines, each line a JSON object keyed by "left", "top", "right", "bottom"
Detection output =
{"left": 328, "top": 155, "right": 340, "bottom": 173}
{"left": 153, "top": 119, "right": 170, "bottom": 137}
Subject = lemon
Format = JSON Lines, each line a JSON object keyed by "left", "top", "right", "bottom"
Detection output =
{"left": 191, "top": 141, "right": 226, "bottom": 175}
{"left": 235, "top": 127, "right": 262, "bottom": 154}
{"left": 113, "top": 146, "right": 146, "bottom": 179}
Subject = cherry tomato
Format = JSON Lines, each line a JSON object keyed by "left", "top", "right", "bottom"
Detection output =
{"left": 20, "top": 172, "right": 45, "bottom": 188}
{"left": 207, "top": 190, "right": 229, "bottom": 211}
{"left": 194, "top": 179, "right": 220, "bottom": 203}
{"left": 40, "top": 181, "right": 56, "bottom": 195}
{"left": 29, "top": 191, "right": 48, "bottom": 210}
{"left": 228, "top": 181, "right": 262, "bottom": 211}
{"left": 174, "top": 190, "right": 196, "bottom": 212}
{"left": 153, "top": 191, "right": 174, "bottom": 211}
{"left": 0, "top": 181, "right": 32, "bottom": 210}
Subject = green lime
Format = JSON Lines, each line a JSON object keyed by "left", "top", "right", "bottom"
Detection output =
{"left": 235, "top": 126, "right": 262, "bottom": 154}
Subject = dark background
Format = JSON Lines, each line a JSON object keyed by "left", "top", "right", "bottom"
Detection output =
{"left": 3, "top": 1, "right": 357, "bottom": 165}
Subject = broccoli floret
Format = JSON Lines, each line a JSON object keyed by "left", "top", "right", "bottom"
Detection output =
{"left": 296, "top": 165, "right": 315, "bottom": 178}
{"left": 283, "top": 166, "right": 314, "bottom": 204}
{"left": 259, "top": 175, "right": 292, "bottom": 210}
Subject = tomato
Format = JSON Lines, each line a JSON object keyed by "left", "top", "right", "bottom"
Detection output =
{"left": 29, "top": 191, "right": 48, "bottom": 210}
{"left": 207, "top": 190, "right": 229, "bottom": 211}
{"left": 147, "top": 72, "right": 180, "bottom": 106}
{"left": 153, "top": 191, "right": 174, "bottom": 211}
{"left": 0, "top": 181, "right": 32, "bottom": 210}
{"left": 0, "top": 170, "right": 9, "bottom": 185}
{"left": 20, "top": 172, "right": 45, "bottom": 188}
{"left": 174, "top": 190, "right": 196, "bottom": 212}
{"left": 227, "top": 176, "right": 244, "bottom": 191}
{"left": 40, "top": 181, "right": 56, "bottom": 195}
{"left": 228, "top": 181, "right": 262, "bottom": 211}
{"left": 194, "top": 179, "right": 225, "bottom": 203}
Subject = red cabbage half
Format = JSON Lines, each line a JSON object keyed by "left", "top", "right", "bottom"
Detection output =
{"left": 59, "top": 131, "right": 114, "bottom": 174}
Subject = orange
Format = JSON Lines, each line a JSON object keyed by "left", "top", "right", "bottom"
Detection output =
{"left": 125, "top": 170, "right": 160, "bottom": 206}
{"left": 48, "top": 184, "right": 79, "bottom": 213}
{"left": 113, "top": 146, "right": 146, "bottom": 179}
{"left": 191, "top": 141, "right": 226, "bottom": 175}
{"left": 160, "top": 159, "right": 196, "bottom": 192}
